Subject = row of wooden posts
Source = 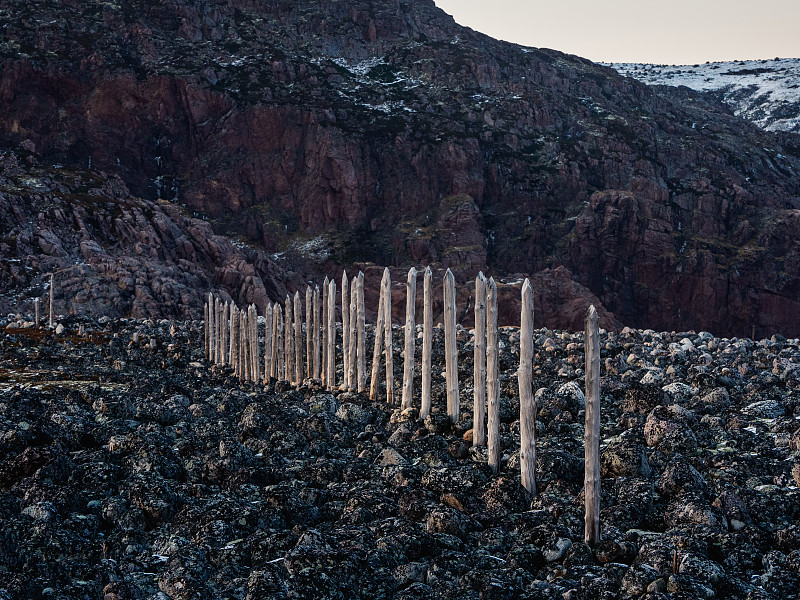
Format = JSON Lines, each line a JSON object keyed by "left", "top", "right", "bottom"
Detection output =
{"left": 203, "top": 267, "right": 602, "bottom": 545}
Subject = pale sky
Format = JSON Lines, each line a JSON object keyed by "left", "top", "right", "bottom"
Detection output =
{"left": 433, "top": 0, "right": 800, "bottom": 64}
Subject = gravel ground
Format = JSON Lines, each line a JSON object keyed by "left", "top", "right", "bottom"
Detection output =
{"left": 1, "top": 314, "right": 799, "bottom": 600}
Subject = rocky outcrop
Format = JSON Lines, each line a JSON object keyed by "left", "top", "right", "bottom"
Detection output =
{"left": 0, "top": 0, "right": 799, "bottom": 334}
{"left": 0, "top": 147, "right": 293, "bottom": 319}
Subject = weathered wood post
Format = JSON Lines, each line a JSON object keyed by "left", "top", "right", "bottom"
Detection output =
{"left": 370, "top": 270, "right": 387, "bottom": 401}
{"left": 421, "top": 267, "right": 433, "bottom": 419}
{"left": 584, "top": 305, "right": 601, "bottom": 545}
{"left": 322, "top": 277, "right": 329, "bottom": 386}
{"left": 228, "top": 302, "right": 236, "bottom": 366}
{"left": 264, "top": 300, "right": 273, "bottom": 383}
{"left": 276, "top": 304, "right": 284, "bottom": 380}
{"left": 487, "top": 277, "right": 500, "bottom": 473}
{"left": 443, "top": 269, "right": 459, "bottom": 422}
{"left": 34, "top": 297, "right": 40, "bottom": 328}
{"left": 294, "top": 292, "right": 303, "bottom": 383}
{"left": 327, "top": 279, "right": 337, "bottom": 389}
{"left": 284, "top": 296, "right": 293, "bottom": 384}
{"left": 313, "top": 286, "right": 321, "bottom": 379}
{"left": 401, "top": 267, "right": 417, "bottom": 410}
{"left": 204, "top": 299, "right": 209, "bottom": 358}
{"left": 519, "top": 279, "right": 536, "bottom": 495}
{"left": 216, "top": 297, "right": 222, "bottom": 365}
{"left": 342, "top": 271, "right": 350, "bottom": 390}
{"left": 473, "top": 272, "right": 487, "bottom": 446}
{"left": 206, "top": 292, "right": 213, "bottom": 361}
{"left": 356, "top": 272, "right": 366, "bottom": 393}
{"left": 222, "top": 301, "right": 229, "bottom": 365}
{"left": 229, "top": 304, "right": 236, "bottom": 376}
{"left": 383, "top": 268, "right": 393, "bottom": 405}
{"left": 348, "top": 276, "right": 358, "bottom": 391}
{"left": 49, "top": 273, "right": 54, "bottom": 328}
{"left": 240, "top": 308, "right": 249, "bottom": 381}
{"left": 306, "top": 286, "right": 312, "bottom": 379}
{"left": 251, "top": 304, "right": 260, "bottom": 383}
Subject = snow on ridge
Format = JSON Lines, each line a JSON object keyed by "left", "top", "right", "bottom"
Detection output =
{"left": 607, "top": 57, "right": 800, "bottom": 133}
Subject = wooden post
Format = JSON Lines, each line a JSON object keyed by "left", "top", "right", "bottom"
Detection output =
{"left": 306, "top": 286, "right": 312, "bottom": 379}
{"left": 251, "top": 305, "right": 260, "bottom": 383}
{"left": 233, "top": 305, "right": 240, "bottom": 377}
{"left": 356, "top": 272, "right": 366, "bottom": 393}
{"left": 342, "top": 271, "right": 350, "bottom": 390}
{"left": 34, "top": 297, "right": 40, "bottom": 328}
{"left": 313, "top": 286, "right": 321, "bottom": 379}
{"left": 276, "top": 304, "right": 284, "bottom": 381}
{"left": 284, "top": 296, "right": 293, "bottom": 384}
{"left": 222, "top": 302, "right": 229, "bottom": 365}
{"left": 383, "top": 268, "right": 393, "bottom": 405}
{"left": 322, "top": 277, "right": 329, "bottom": 386}
{"left": 473, "top": 272, "right": 487, "bottom": 446}
{"left": 228, "top": 302, "right": 235, "bottom": 366}
{"left": 294, "top": 292, "right": 303, "bottom": 383}
{"left": 519, "top": 279, "right": 536, "bottom": 495}
{"left": 370, "top": 270, "right": 387, "bottom": 401}
{"left": 264, "top": 300, "right": 273, "bottom": 383}
{"left": 443, "top": 269, "right": 459, "bottom": 422}
{"left": 584, "top": 305, "right": 601, "bottom": 545}
{"left": 487, "top": 277, "right": 500, "bottom": 473}
{"left": 240, "top": 308, "right": 249, "bottom": 381}
{"left": 216, "top": 297, "right": 223, "bottom": 365}
{"left": 204, "top": 300, "right": 209, "bottom": 358}
{"left": 421, "top": 267, "right": 433, "bottom": 419}
{"left": 49, "top": 273, "right": 54, "bottom": 328}
{"left": 206, "top": 292, "right": 213, "bottom": 360}
{"left": 348, "top": 276, "right": 358, "bottom": 391}
{"left": 327, "top": 279, "right": 336, "bottom": 389}
{"left": 401, "top": 267, "right": 417, "bottom": 410}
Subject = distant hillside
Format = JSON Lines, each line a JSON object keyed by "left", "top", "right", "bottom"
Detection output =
{"left": 611, "top": 58, "right": 800, "bottom": 133}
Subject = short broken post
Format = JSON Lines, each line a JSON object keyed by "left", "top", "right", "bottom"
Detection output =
{"left": 584, "top": 305, "right": 601, "bottom": 546}
{"left": 473, "top": 272, "right": 487, "bottom": 446}
{"left": 487, "top": 277, "right": 500, "bottom": 473}
{"left": 519, "top": 279, "right": 536, "bottom": 495}
{"left": 401, "top": 267, "right": 417, "bottom": 411}
{"left": 443, "top": 269, "right": 459, "bottom": 422}
{"left": 34, "top": 298, "right": 40, "bottom": 328}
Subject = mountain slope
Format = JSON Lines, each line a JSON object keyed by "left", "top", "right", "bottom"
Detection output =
{"left": 1, "top": 0, "right": 799, "bottom": 336}
{"left": 611, "top": 58, "right": 800, "bottom": 133}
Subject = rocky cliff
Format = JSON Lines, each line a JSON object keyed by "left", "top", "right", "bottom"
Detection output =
{"left": 1, "top": 0, "right": 799, "bottom": 336}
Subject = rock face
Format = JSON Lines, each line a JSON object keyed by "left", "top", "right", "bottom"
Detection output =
{"left": 0, "top": 0, "right": 799, "bottom": 334}
{"left": 0, "top": 148, "right": 293, "bottom": 319}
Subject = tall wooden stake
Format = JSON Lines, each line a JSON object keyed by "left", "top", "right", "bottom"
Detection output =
{"left": 348, "top": 276, "right": 358, "bottom": 391}
{"left": 356, "top": 272, "right": 366, "bottom": 393}
{"left": 342, "top": 271, "right": 350, "bottom": 390}
{"left": 444, "top": 269, "right": 459, "bottom": 422}
{"left": 383, "top": 268, "right": 393, "bottom": 405}
{"left": 401, "top": 267, "right": 417, "bottom": 410}
{"left": 370, "top": 270, "right": 387, "bottom": 401}
{"left": 519, "top": 279, "right": 536, "bottom": 494}
{"left": 584, "top": 305, "right": 601, "bottom": 545}
{"left": 284, "top": 296, "right": 293, "bottom": 384}
{"left": 294, "top": 292, "right": 303, "bottom": 383}
{"left": 313, "top": 286, "right": 321, "bottom": 379}
{"left": 264, "top": 303, "right": 272, "bottom": 379}
{"left": 322, "top": 277, "right": 329, "bottom": 386}
{"left": 473, "top": 272, "right": 487, "bottom": 446}
{"left": 487, "top": 277, "right": 500, "bottom": 472}
{"left": 306, "top": 286, "right": 312, "bottom": 379}
{"left": 276, "top": 304, "right": 284, "bottom": 380}
{"left": 49, "top": 273, "right": 54, "bottom": 328}
{"left": 327, "top": 279, "right": 336, "bottom": 389}
{"left": 421, "top": 267, "right": 433, "bottom": 419}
